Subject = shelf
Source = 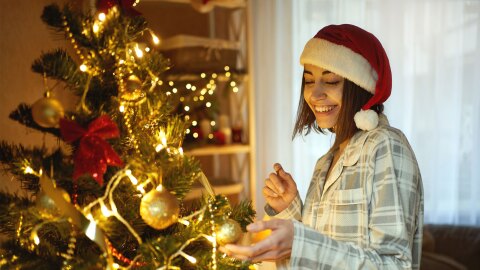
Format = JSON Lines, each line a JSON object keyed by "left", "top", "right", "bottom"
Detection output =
{"left": 185, "top": 144, "right": 250, "bottom": 156}
{"left": 140, "top": 0, "right": 246, "bottom": 9}
{"left": 163, "top": 72, "right": 248, "bottom": 82}
{"left": 184, "top": 182, "right": 243, "bottom": 200}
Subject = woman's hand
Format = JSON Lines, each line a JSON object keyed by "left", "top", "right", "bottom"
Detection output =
{"left": 263, "top": 163, "right": 298, "bottom": 213}
{"left": 220, "top": 219, "right": 294, "bottom": 262}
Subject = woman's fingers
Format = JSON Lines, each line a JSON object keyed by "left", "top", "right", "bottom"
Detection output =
{"left": 265, "top": 178, "right": 281, "bottom": 195}
{"left": 273, "top": 163, "right": 297, "bottom": 191}
{"left": 263, "top": 186, "right": 278, "bottom": 198}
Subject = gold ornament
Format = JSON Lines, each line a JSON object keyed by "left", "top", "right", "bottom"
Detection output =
{"left": 121, "top": 75, "right": 146, "bottom": 102}
{"left": 140, "top": 188, "right": 179, "bottom": 230}
{"left": 31, "top": 96, "right": 64, "bottom": 128}
{"left": 215, "top": 219, "right": 242, "bottom": 246}
{"left": 35, "top": 189, "right": 71, "bottom": 218}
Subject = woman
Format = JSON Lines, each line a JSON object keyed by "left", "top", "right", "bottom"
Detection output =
{"left": 221, "top": 24, "right": 424, "bottom": 269}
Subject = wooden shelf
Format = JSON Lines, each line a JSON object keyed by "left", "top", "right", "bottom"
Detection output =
{"left": 185, "top": 144, "right": 250, "bottom": 156}
{"left": 184, "top": 182, "right": 243, "bottom": 200}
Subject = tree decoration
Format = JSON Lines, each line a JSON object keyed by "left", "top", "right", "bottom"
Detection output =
{"left": 0, "top": 2, "right": 254, "bottom": 269}
{"left": 31, "top": 95, "right": 65, "bottom": 128}
{"left": 215, "top": 218, "right": 242, "bottom": 246}
{"left": 139, "top": 186, "right": 180, "bottom": 230}
{"left": 60, "top": 115, "right": 123, "bottom": 185}
{"left": 120, "top": 74, "right": 146, "bottom": 103}
{"left": 97, "top": 0, "right": 141, "bottom": 16}
{"left": 35, "top": 189, "right": 71, "bottom": 218}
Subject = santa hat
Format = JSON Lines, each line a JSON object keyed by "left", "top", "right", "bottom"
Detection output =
{"left": 300, "top": 24, "right": 392, "bottom": 131}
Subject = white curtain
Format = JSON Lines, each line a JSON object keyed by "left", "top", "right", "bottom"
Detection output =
{"left": 252, "top": 0, "right": 480, "bottom": 225}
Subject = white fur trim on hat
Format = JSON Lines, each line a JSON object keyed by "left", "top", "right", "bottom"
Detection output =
{"left": 354, "top": 109, "right": 379, "bottom": 131}
{"left": 300, "top": 38, "right": 378, "bottom": 94}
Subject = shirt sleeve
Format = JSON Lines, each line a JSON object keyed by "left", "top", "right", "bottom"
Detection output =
{"left": 289, "top": 132, "right": 423, "bottom": 269}
{"left": 264, "top": 192, "right": 303, "bottom": 221}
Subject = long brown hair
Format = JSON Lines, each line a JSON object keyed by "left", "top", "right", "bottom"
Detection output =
{"left": 292, "top": 77, "right": 384, "bottom": 152}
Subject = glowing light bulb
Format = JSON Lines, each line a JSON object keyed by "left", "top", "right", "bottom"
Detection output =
{"left": 100, "top": 202, "right": 112, "bottom": 217}
{"left": 186, "top": 83, "right": 192, "bottom": 89}
{"left": 233, "top": 87, "right": 239, "bottom": 93}
{"left": 151, "top": 33, "right": 160, "bottom": 45}
{"left": 98, "top": 13, "right": 106, "bottom": 21}
{"left": 224, "top": 66, "right": 230, "bottom": 71}
{"left": 134, "top": 44, "right": 143, "bottom": 58}
{"left": 79, "top": 64, "right": 88, "bottom": 72}
{"left": 184, "top": 106, "right": 190, "bottom": 112}
{"left": 230, "top": 81, "right": 236, "bottom": 87}
{"left": 206, "top": 102, "right": 212, "bottom": 108}
{"left": 32, "top": 231, "right": 40, "bottom": 245}
{"left": 181, "top": 252, "right": 197, "bottom": 264}
{"left": 210, "top": 121, "right": 216, "bottom": 126}
{"left": 201, "top": 73, "right": 206, "bottom": 78}
{"left": 24, "top": 166, "right": 34, "bottom": 174}
{"left": 119, "top": 105, "right": 125, "bottom": 113}
{"left": 93, "top": 22, "right": 100, "bottom": 33}
{"left": 192, "top": 121, "right": 198, "bottom": 126}
{"left": 126, "top": 169, "right": 138, "bottom": 185}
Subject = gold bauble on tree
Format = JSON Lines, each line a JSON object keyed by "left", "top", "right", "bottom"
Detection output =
{"left": 140, "top": 187, "right": 180, "bottom": 230}
{"left": 121, "top": 74, "right": 146, "bottom": 103}
{"left": 31, "top": 94, "right": 65, "bottom": 128}
{"left": 35, "top": 189, "right": 71, "bottom": 218}
{"left": 215, "top": 218, "right": 242, "bottom": 246}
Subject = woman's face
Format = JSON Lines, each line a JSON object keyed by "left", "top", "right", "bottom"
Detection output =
{"left": 303, "top": 64, "right": 344, "bottom": 129}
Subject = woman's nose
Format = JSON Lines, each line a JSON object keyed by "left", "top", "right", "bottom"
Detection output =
{"left": 310, "top": 84, "right": 327, "bottom": 100}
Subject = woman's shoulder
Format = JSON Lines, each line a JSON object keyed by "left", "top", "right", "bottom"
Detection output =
{"left": 362, "top": 114, "right": 411, "bottom": 148}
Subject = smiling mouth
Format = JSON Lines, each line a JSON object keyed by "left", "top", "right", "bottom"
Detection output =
{"left": 314, "top": 105, "right": 336, "bottom": 113}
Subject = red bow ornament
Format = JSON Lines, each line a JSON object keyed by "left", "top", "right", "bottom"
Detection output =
{"left": 60, "top": 115, "right": 124, "bottom": 185}
{"left": 97, "top": 0, "right": 141, "bottom": 16}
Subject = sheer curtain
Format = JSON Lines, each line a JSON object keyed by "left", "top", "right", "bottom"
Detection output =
{"left": 253, "top": 0, "right": 480, "bottom": 225}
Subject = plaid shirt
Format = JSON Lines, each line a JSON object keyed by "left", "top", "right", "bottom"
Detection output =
{"left": 266, "top": 115, "right": 424, "bottom": 269}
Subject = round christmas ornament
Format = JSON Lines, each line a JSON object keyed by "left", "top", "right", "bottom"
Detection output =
{"left": 35, "top": 189, "right": 71, "bottom": 218}
{"left": 215, "top": 218, "right": 242, "bottom": 246}
{"left": 31, "top": 94, "right": 65, "bottom": 128}
{"left": 139, "top": 188, "right": 180, "bottom": 230}
{"left": 121, "top": 74, "right": 146, "bottom": 103}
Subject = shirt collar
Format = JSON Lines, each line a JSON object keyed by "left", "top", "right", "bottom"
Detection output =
{"left": 343, "top": 113, "right": 390, "bottom": 166}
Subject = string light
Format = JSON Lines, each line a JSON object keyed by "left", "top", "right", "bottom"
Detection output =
{"left": 151, "top": 32, "right": 160, "bottom": 45}
{"left": 180, "top": 252, "right": 197, "bottom": 264}
{"left": 98, "top": 13, "right": 106, "bottom": 21}
{"left": 233, "top": 87, "right": 239, "bottom": 93}
{"left": 79, "top": 64, "right": 88, "bottom": 72}
{"left": 125, "top": 169, "right": 139, "bottom": 185}
{"left": 224, "top": 66, "right": 230, "bottom": 71}
{"left": 210, "top": 121, "right": 216, "bottom": 126}
{"left": 206, "top": 102, "right": 212, "bottom": 108}
{"left": 201, "top": 73, "right": 206, "bottom": 78}
{"left": 100, "top": 201, "right": 112, "bottom": 217}
{"left": 92, "top": 22, "right": 100, "bottom": 33}
{"left": 24, "top": 166, "right": 34, "bottom": 174}
{"left": 119, "top": 104, "right": 125, "bottom": 113}
{"left": 134, "top": 44, "right": 143, "bottom": 58}
{"left": 31, "top": 231, "right": 40, "bottom": 245}
{"left": 192, "top": 121, "right": 197, "bottom": 126}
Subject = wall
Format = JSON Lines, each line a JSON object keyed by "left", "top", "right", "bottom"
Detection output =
{"left": 0, "top": 0, "right": 74, "bottom": 193}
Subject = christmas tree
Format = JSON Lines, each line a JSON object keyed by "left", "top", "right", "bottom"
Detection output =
{"left": 0, "top": 1, "right": 255, "bottom": 269}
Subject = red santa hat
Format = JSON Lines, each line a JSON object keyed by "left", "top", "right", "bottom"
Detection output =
{"left": 300, "top": 24, "right": 392, "bottom": 131}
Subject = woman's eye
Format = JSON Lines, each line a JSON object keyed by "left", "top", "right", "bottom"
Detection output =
{"left": 305, "top": 81, "right": 315, "bottom": 85}
{"left": 325, "top": 81, "right": 340, "bottom": 85}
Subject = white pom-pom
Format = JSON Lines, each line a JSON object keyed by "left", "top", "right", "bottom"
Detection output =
{"left": 354, "top": 109, "right": 379, "bottom": 131}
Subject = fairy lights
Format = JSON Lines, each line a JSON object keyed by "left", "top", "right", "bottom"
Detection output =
{"left": 79, "top": 64, "right": 88, "bottom": 72}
